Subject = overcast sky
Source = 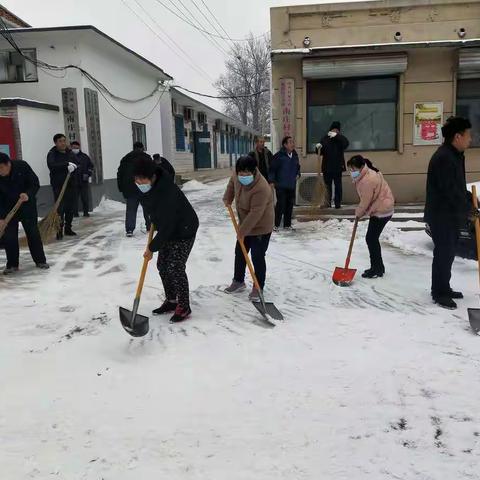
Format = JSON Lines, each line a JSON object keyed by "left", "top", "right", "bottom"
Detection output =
{"left": 4, "top": 0, "right": 365, "bottom": 110}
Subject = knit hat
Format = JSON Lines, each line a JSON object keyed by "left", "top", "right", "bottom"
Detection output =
{"left": 330, "top": 121, "right": 341, "bottom": 131}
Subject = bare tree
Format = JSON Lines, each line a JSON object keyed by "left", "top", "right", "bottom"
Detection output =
{"left": 215, "top": 34, "right": 270, "bottom": 133}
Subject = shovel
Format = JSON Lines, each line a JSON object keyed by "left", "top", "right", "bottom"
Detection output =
{"left": 333, "top": 217, "right": 359, "bottom": 286}
{"left": 119, "top": 224, "right": 155, "bottom": 337}
{"left": 0, "top": 198, "right": 24, "bottom": 241}
{"left": 467, "top": 185, "right": 480, "bottom": 334}
{"left": 226, "top": 205, "right": 283, "bottom": 327}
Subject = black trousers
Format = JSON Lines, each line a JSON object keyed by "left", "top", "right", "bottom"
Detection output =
{"left": 125, "top": 194, "right": 151, "bottom": 233}
{"left": 275, "top": 188, "right": 295, "bottom": 228}
{"left": 366, "top": 216, "right": 391, "bottom": 273}
{"left": 2, "top": 215, "right": 47, "bottom": 268}
{"left": 429, "top": 218, "right": 460, "bottom": 297}
{"left": 77, "top": 182, "right": 90, "bottom": 215}
{"left": 53, "top": 184, "right": 76, "bottom": 229}
{"left": 234, "top": 233, "right": 271, "bottom": 290}
{"left": 157, "top": 237, "right": 195, "bottom": 308}
{"left": 323, "top": 172, "right": 343, "bottom": 208}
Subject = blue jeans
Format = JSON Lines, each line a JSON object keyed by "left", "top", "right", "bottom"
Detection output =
{"left": 125, "top": 194, "right": 150, "bottom": 233}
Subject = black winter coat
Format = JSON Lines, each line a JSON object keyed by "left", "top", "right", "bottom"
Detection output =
{"left": 249, "top": 148, "right": 273, "bottom": 180}
{"left": 140, "top": 168, "right": 199, "bottom": 252}
{"left": 47, "top": 147, "right": 78, "bottom": 190}
{"left": 155, "top": 156, "right": 176, "bottom": 181}
{"left": 424, "top": 143, "right": 469, "bottom": 226}
{"left": 269, "top": 148, "right": 301, "bottom": 190}
{"left": 117, "top": 150, "right": 152, "bottom": 198}
{"left": 0, "top": 160, "right": 40, "bottom": 219}
{"left": 320, "top": 134, "right": 349, "bottom": 174}
{"left": 74, "top": 151, "right": 94, "bottom": 183}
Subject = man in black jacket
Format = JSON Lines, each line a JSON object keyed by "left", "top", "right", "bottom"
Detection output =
{"left": 47, "top": 133, "right": 79, "bottom": 238}
{"left": 0, "top": 153, "right": 49, "bottom": 274}
{"left": 249, "top": 135, "right": 273, "bottom": 180}
{"left": 320, "top": 121, "right": 349, "bottom": 209}
{"left": 117, "top": 142, "right": 152, "bottom": 236}
{"left": 134, "top": 157, "right": 199, "bottom": 323}
{"left": 71, "top": 141, "right": 94, "bottom": 217}
{"left": 424, "top": 116, "right": 472, "bottom": 309}
{"left": 152, "top": 153, "right": 175, "bottom": 181}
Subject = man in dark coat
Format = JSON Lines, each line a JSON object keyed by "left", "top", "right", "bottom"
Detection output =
{"left": 320, "top": 121, "right": 349, "bottom": 209}
{"left": 134, "top": 157, "right": 199, "bottom": 323}
{"left": 153, "top": 153, "right": 175, "bottom": 181}
{"left": 71, "top": 141, "right": 94, "bottom": 217}
{"left": 269, "top": 136, "right": 301, "bottom": 231}
{"left": 249, "top": 135, "right": 273, "bottom": 180}
{"left": 117, "top": 142, "right": 152, "bottom": 236}
{"left": 0, "top": 153, "right": 49, "bottom": 274}
{"left": 47, "top": 133, "right": 79, "bottom": 238}
{"left": 424, "top": 116, "right": 472, "bottom": 309}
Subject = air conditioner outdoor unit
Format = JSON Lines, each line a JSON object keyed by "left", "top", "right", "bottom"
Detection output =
{"left": 215, "top": 119, "right": 222, "bottom": 130}
{"left": 296, "top": 173, "right": 323, "bottom": 206}
{"left": 171, "top": 100, "right": 179, "bottom": 115}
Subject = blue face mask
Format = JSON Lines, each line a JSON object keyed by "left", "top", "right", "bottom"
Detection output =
{"left": 350, "top": 170, "right": 361, "bottom": 180}
{"left": 238, "top": 175, "right": 254, "bottom": 186}
{"left": 136, "top": 183, "right": 152, "bottom": 193}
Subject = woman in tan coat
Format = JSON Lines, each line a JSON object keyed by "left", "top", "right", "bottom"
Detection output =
{"left": 347, "top": 155, "right": 395, "bottom": 279}
{"left": 223, "top": 156, "right": 275, "bottom": 301}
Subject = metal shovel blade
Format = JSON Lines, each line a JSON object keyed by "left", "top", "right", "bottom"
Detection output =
{"left": 119, "top": 307, "right": 150, "bottom": 337}
{"left": 332, "top": 266, "right": 357, "bottom": 287}
{"left": 252, "top": 300, "right": 284, "bottom": 321}
{"left": 468, "top": 308, "right": 480, "bottom": 335}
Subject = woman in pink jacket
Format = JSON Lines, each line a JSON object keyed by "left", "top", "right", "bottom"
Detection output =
{"left": 347, "top": 155, "right": 395, "bottom": 279}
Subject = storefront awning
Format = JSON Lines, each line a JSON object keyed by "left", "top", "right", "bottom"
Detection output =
{"left": 302, "top": 54, "right": 408, "bottom": 79}
{"left": 458, "top": 48, "right": 480, "bottom": 79}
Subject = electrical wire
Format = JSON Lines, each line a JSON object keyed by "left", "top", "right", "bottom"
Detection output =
{"left": 122, "top": 0, "right": 214, "bottom": 83}
{"left": 198, "top": 0, "right": 235, "bottom": 44}
{"left": 172, "top": 85, "right": 268, "bottom": 99}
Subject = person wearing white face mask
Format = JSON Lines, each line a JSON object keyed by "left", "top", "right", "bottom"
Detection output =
{"left": 134, "top": 157, "right": 199, "bottom": 323}
{"left": 223, "top": 156, "right": 274, "bottom": 301}
{"left": 70, "top": 141, "right": 94, "bottom": 217}
{"left": 347, "top": 155, "right": 394, "bottom": 279}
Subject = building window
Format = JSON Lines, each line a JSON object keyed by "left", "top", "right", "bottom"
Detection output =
{"left": 457, "top": 79, "right": 480, "bottom": 147}
{"left": 0, "top": 49, "right": 38, "bottom": 83}
{"left": 175, "top": 115, "right": 185, "bottom": 151}
{"left": 131, "top": 122, "right": 147, "bottom": 149}
{"left": 307, "top": 77, "right": 398, "bottom": 152}
{"left": 220, "top": 132, "right": 225, "bottom": 154}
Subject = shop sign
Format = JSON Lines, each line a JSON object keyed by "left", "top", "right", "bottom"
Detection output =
{"left": 280, "top": 78, "right": 295, "bottom": 138}
{"left": 413, "top": 102, "right": 443, "bottom": 146}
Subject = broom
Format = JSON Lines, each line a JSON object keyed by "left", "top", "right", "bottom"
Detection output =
{"left": 20, "top": 172, "right": 71, "bottom": 246}
{"left": 309, "top": 147, "right": 327, "bottom": 211}
{"left": 0, "top": 198, "right": 24, "bottom": 241}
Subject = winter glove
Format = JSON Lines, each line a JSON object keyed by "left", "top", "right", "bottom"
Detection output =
{"left": 315, "top": 142, "right": 322, "bottom": 154}
{"left": 68, "top": 162, "right": 78, "bottom": 173}
{"left": 328, "top": 131, "right": 338, "bottom": 138}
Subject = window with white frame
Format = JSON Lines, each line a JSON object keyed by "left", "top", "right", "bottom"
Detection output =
{"left": 0, "top": 49, "right": 38, "bottom": 83}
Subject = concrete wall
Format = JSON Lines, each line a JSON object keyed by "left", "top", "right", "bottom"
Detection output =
{"left": 270, "top": 0, "right": 480, "bottom": 203}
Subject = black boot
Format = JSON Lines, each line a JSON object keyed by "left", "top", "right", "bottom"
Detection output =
{"left": 56, "top": 224, "right": 64, "bottom": 240}
{"left": 64, "top": 226, "right": 77, "bottom": 236}
{"left": 152, "top": 300, "right": 177, "bottom": 315}
{"left": 433, "top": 295, "right": 457, "bottom": 310}
{"left": 362, "top": 268, "right": 384, "bottom": 279}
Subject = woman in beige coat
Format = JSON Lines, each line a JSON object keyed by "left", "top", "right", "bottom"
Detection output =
{"left": 223, "top": 156, "right": 275, "bottom": 300}
{"left": 347, "top": 155, "right": 395, "bottom": 279}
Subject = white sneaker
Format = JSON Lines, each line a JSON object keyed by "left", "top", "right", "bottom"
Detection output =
{"left": 249, "top": 287, "right": 261, "bottom": 302}
{"left": 224, "top": 281, "right": 246, "bottom": 294}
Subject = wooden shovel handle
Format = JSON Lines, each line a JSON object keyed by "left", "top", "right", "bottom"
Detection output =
{"left": 344, "top": 217, "right": 359, "bottom": 270}
{"left": 471, "top": 185, "right": 480, "bottom": 290}
{"left": 135, "top": 224, "right": 155, "bottom": 299}
{"left": 0, "top": 198, "right": 24, "bottom": 240}
{"left": 227, "top": 205, "right": 262, "bottom": 292}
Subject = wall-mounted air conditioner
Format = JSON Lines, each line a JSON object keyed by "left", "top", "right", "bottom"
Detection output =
{"left": 296, "top": 173, "right": 324, "bottom": 206}
{"left": 183, "top": 107, "right": 193, "bottom": 121}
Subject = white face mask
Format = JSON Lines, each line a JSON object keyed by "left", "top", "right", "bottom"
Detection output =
{"left": 72, "top": 149, "right": 80, "bottom": 155}
{"left": 136, "top": 183, "right": 152, "bottom": 193}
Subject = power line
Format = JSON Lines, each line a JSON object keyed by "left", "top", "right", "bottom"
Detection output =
{"left": 121, "top": 0, "right": 214, "bottom": 83}
{"left": 198, "top": 0, "right": 235, "bottom": 44}
{"left": 188, "top": 0, "right": 233, "bottom": 50}
{"left": 173, "top": 85, "right": 268, "bottom": 99}
{"left": 153, "top": 0, "right": 263, "bottom": 43}
{"left": 165, "top": 0, "right": 229, "bottom": 56}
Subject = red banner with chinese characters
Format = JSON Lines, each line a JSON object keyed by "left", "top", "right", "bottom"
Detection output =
{"left": 280, "top": 78, "right": 295, "bottom": 139}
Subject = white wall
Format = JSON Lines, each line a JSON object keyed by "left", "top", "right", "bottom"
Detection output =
{"left": 16, "top": 105, "right": 63, "bottom": 185}
{"left": 0, "top": 30, "right": 167, "bottom": 184}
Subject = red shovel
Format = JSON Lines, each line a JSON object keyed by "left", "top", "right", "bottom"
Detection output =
{"left": 333, "top": 217, "right": 359, "bottom": 287}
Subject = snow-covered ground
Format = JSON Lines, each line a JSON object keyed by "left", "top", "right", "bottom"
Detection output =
{"left": 2, "top": 179, "right": 480, "bottom": 479}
